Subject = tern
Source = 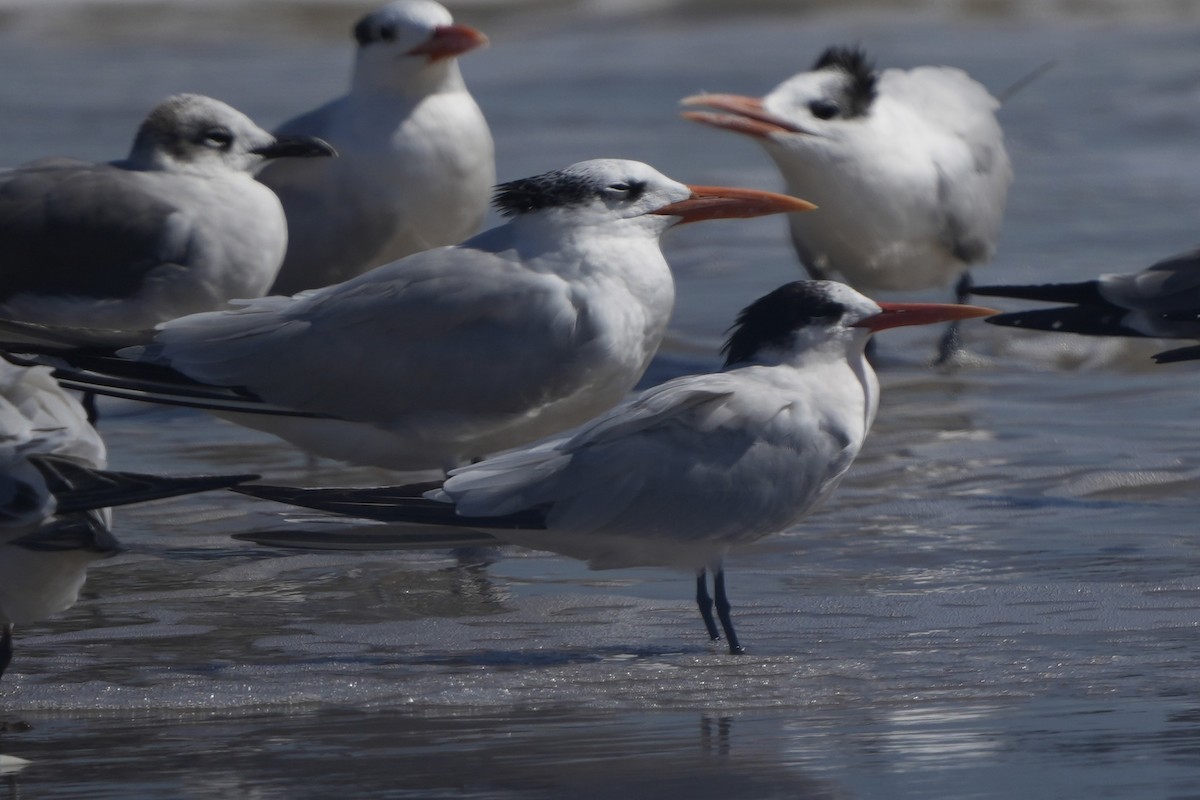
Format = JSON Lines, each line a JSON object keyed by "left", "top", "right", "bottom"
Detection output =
{"left": 0, "top": 159, "right": 813, "bottom": 472}
{"left": 975, "top": 248, "right": 1200, "bottom": 363}
{"left": 0, "top": 361, "right": 257, "bottom": 679}
{"left": 0, "top": 93, "right": 335, "bottom": 331}
{"left": 235, "top": 281, "right": 996, "bottom": 654}
{"left": 260, "top": 0, "right": 495, "bottom": 294}
{"left": 682, "top": 46, "right": 1012, "bottom": 361}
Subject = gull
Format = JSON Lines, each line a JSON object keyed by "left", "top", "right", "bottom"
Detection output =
{"left": 234, "top": 281, "right": 996, "bottom": 653}
{"left": 0, "top": 93, "right": 335, "bottom": 331}
{"left": 0, "top": 361, "right": 258, "bottom": 679}
{"left": 975, "top": 247, "right": 1200, "bottom": 363}
{"left": 682, "top": 46, "right": 1012, "bottom": 361}
{"left": 259, "top": 0, "right": 495, "bottom": 294}
{"left": 0, "top": 159, "right": 814, "bottom": 472}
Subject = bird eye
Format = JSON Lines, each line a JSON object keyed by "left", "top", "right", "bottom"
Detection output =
{"left": 808, "top": 99, "right": 840, "bottom": 120}
{"left": 378, "top": 22, "right": 397, "bottom": 41}
{"left": 603, "top": 181, "right": 645, "bottom": 202}
{"left": 201, "top": 127, "right": 234, "bottom": 150}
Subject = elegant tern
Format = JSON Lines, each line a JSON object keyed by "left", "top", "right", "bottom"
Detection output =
{"left": 235, "top": 281, "right": 996, "bottom": 653}
{"left": 682, "top": 45, "right": 1012, "bottom": 361}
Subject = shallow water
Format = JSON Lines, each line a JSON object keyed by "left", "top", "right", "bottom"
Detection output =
{"left": 4, "top": 2, "right": 1200, "bottom": 798}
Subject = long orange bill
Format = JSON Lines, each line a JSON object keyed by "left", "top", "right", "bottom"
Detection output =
{"left": 408, "top": 23, "right": 489, "bottom": 61}
{"left": 852, "top": 302, "right": 999, "bottom": 332}
{"left": 680, "top": 93, "right": 807, "bottom": 137}
{"left": 652, "top": 185, "right": 815, "bottom": 224}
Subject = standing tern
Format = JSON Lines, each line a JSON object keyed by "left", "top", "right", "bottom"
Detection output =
{"left": 259, "top": 0, "right": 495, "bottom": 294}
{"left": 0, "top": 93, "right": 335, "bottom": 331}
{"left": 0, "top": 159, "right": 813, "bottom": 472}
{"left": 682, "top": 46, "right": 1012, "bottom": 361}
{"left": 0, "top": 361, "right": 257, "bottom": 679}
{"left": 235, "top": 281, "right": 996, "bottom": 654}
{"left": 975, "top": 248, "right": 1200, "bottom": 363}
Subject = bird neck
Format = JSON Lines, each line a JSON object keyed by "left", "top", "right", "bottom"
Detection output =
{"left": 351, "top": 54, "right": 463, "bottom": 98}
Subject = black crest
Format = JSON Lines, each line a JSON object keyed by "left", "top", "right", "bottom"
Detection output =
{"left": 811, "top": 46, "right": 878, "bottom": 118}
{"left": 721, "top": 282, "right": 846, "bottom": 367}
{"left": 492, "top": 171, "right": 597, "bottom": 217}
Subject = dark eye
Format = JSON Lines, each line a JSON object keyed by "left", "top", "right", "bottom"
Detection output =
{"left": 201, "top": 127, "right": 234, "bottom": 150}
{"left": 808, "top": 99, "right": 840, "bottom": 120}
{"left": 378, "top": 22, "right": 397, "bottom": 41}
{"left": 603, "top": 180, "right": 645, "bottom": 202}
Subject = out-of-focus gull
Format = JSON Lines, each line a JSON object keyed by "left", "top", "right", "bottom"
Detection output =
{"left": 0, "top": 361, "right": 258, "bottom": 679}
{"left": 260, "top": 0, "right": 494, "bottom": 294}
{"left": 235, "top": 281, "right": 996, "bottom": 653}
{"left": 976, "top": 247, "right": 1200, "bottom": 363}
{"left": 0, "top": 93, "right": 335, "bottom": 331}
{"left": 0, "top": 159, "right": 814, "bottom": 472}
{"left": 683, "top": 46, "right": 1012, "bottom": 362}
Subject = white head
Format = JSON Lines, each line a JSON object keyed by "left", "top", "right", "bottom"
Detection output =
{"left": 125, "top": 94, "right": 335, "bottom": 176}
{"left": 351, "top": 0, "right": 488, "bottom": 93}
{"left": 682, "top": 46, "right": 880, "bottom": 157}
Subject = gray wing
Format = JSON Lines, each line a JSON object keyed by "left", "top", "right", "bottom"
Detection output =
{"left": 0, "top": 160, "right": 193, "bottom": 301}
{"left": 153, "top": 247, "right": 616, "bottom": 424}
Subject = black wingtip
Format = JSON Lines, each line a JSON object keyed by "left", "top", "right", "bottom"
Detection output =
{"left": 1153, "top": 344, "right": 1200, "bottom": 364}
{"left": 983, "top": 306, "right": 1143, "bottom": 338}
{"left": 30, "top": 455, "right": 260, "bottom": 513}
{"left": 235, "top": 483, "right": 548, "bottom": 530}
{"left": 971, "top": 281, "right": 1108, "bottom": 306}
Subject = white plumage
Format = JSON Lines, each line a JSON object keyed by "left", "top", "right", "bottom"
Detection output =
{"left": 259, "top": 0, "right": 495, "bottom": 294}
{"left": 0, "top": 94, "right": 335, "bottom": 330}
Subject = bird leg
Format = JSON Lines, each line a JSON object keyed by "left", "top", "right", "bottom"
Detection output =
{"left": 0, "top": 624, "right": 12, "bottom": 679}
{"left": 934, "top": 271, "right": 973, "bottom": 365}
{"left": 713, "top": 568, "right": 745, "bottom": 655}
{"left": 695, "top": 570, "right": 721, "bottom": 641}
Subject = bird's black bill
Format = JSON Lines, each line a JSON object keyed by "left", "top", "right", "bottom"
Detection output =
{"left": 252, "top": 135, "right": 337, "bottom": 160}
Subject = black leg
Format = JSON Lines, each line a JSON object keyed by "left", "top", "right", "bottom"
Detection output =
{"left": 0, "top": 624, "right": 12, "bottom": 680}
{"left": 713, "top": 569, "right": 745, "bottom": 655}
{"left": 695, "top": 570, "right": 720, "bottom": 641}
{"left": 935, "top": 272, "right": 974, "bottom": 365}
{"left": 82, "top": 391, "right": 99, "bottom": 425}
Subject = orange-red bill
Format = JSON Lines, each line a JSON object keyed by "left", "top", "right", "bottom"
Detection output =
{"left": 652, "top": 185, "right": 816, "bottom": 224}
{"left": 408, "top": 23, "right": 489, "bottom": 61}
{"left": 852, "top": 302, "right": 999, "bottom": 332}
{"left": 680, "top": 93, "right": 807, "bottom": 137}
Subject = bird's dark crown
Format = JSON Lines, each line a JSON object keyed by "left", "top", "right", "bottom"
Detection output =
{"left": 721, "top": 282, "right": 847, "bottom": 367}
{"left": 493, "top": 171, "right": 647, "bottom": 216}
{"left": 811, "top": 46, "right": 878, "bottom": 117}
